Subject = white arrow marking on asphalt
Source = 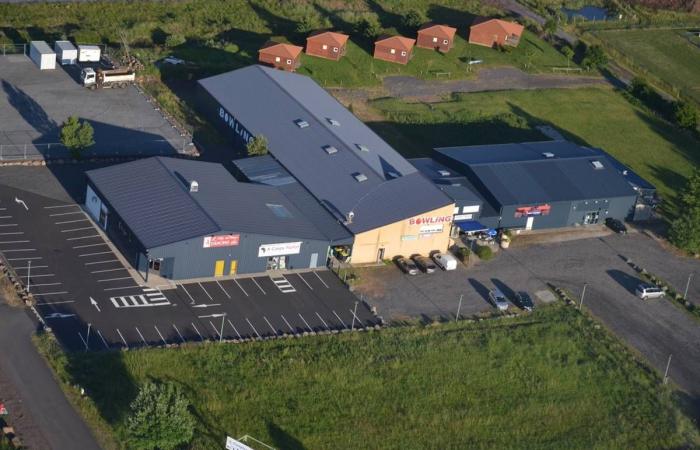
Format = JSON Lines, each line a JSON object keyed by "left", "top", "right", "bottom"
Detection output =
{"left": 191, "top": 303, "right": 221, "bottom": 308}
{"left": 90, "top": 297, "right": 101, "bottom": 312}
{"left": 14, "top": 197, "right": 28, "bottom": 211}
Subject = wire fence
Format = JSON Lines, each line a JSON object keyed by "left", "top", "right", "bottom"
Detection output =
{"left": 1, "top": 44, "right": 27, "bottom": 56}
{"left": 0, "top": 138, "right": 195, "bottom": 161}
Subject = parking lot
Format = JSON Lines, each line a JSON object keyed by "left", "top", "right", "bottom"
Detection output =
{"left": 0, "top": 181, "right": 377, "bottom": 351}
{"left": 0, "top": 54, "right": 190, "bottom": 159}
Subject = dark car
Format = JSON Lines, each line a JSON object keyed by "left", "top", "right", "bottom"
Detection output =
{"left": 411, "top": 255, "right": 436, "bottom": 274}
{"left": 514, "top": 291, "right": 534, "bottom": 311}
{"left": 605, "top": 218, "right": 627, "bottom": 234}
{"left": 394, "top": 256, "right": 418, "bottom": 275}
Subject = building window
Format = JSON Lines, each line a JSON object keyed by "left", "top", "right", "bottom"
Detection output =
{"left": 443, "top": 39, "right": 449, "bottom": 45}
{"left": 322, "top": 44, "right": 328, "bottom": 50}
{"left": 332, "top": 47, "right": 338, "bottom": 53}
{"left": 432, "top": 37, "right": 438, "bottom": 43}
{"left": 275, "top": 56, "right": 281, "bottom": 62}
{"left": 390, "top": 48, "right": 396, "bottom": 54}
{"left": 401, "top": 51, "right": 407, "bottom": 56}
{"left": 286, "top": 59, "right": 292, "bottom": 65}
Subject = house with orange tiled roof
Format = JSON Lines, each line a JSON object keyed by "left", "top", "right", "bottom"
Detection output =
{"left": 416, "top": 23, "right": 457, "bottom": 53}
{"left": 305, "top": 31, "right": 350, "bottom": 61}
{"left": 258, "top": 41, "right": 304, "bottom": 71}
{"left": 468, "top": 18, "right": 525, "bottom": 48}
{"left": 373, "top": 35, "right": 415, "bottom": 65}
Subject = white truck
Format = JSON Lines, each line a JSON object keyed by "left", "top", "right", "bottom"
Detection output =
{"left": 80, "top": 67, "right": 135, "bottom": 89}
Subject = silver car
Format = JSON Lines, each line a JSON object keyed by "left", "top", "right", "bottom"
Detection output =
{"left": 488, "top": 288, "right": 509, "bottom": 311}
{"left": 635, "top": 283, "right": 665, "bottom": 300}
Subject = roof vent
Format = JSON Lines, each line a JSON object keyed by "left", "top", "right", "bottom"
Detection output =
{"left": 294, "top": 119, "right": 310, "bottom": 129}
{"left": 323, "top": 145, "right": 338, "bottom": 155}
{"left": 622, "top": 169, "right": 628, "bottom": 176}
{"left": 437, "top": 169, "right": 451, "bottom": 176}
{"left": 353, "top": 173, "right": 368, "bottom": 182}
{"left": 591, "top": 160, "right": 604, "bottom": 170}
{"left": 542, "top": 152, "right": 555, "bottom": 158}
{"left": 189, "top": 180, "right": 199, "bottom": 193}
{"left": 387, "top": 171, "right": 400, "bottom": 179}
{"left": 327, "top": 118, "right": 341, "bottom": 126}
{"left": 356, "top": 144, "right": 370, "bottom": 152}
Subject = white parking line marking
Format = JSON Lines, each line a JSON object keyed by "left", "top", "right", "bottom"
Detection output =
{"left": 135, "top": 327, "right": 148, "bottom": 346}
{"left": 315, "top": 312, "right": 330, "bottom": 330}
{"left": 198, "top": 282, "right": 213, "bottom": 301}
{"left": 85, "top": 259, "right": 118, "bottom": 265}
{"left": 1, "top": 248, "right": 37, "bottom": 252}
{"left": 216, "top": 281, "right": 231, "bottom": 299}
{"left": 26, "top": 273, "right": 55, "bottom": 278}
{"left": 78, "top": 332, "right": 88, "bottom": 349}
{"left": 116, "top": 328, "right": 129, "bottom": 349}
{"left": 97, "top": 330, "right": 109, "bottom": 349}
{"left": 173, "top": 324, "right": 186, "bottom": 343}
{"left": 97, "top": 276, "right": 133, "bottom": 282}
{"left": 298, "top": 313, "right": 314, "bottom": 332}
{"left": 73, "top": 242, "right": 107, "bottom": 249}
{"left": 246, "top": 318, "right": 262, "bottom": 338}
{"left": 251, "top": 278, "right": 266, "bottom": 295}
{"left": 91, "top": 267, "right": 127, "bottom": 274}
{"left": 191, "top": 323, "right": 203, "bottom": 341}
{"left": 67, "top": 234, "right": 100, "bottom": 241}
{"left": 228, "top": 320, "right": 242, "bottom": 340}
{"left": 55, "top": 218, "right": 89, "bottom": 225}
{"left": 26, "top": 282, "right": 62, "bottom": 287}
{"left": 280, "top": 314, "right": 295, "bottom": 333}
{"left": 0, "top": 216, "right": 12, "bottom": 219}
{"left": 49, "top": 211, "right": 83, "bottom": 216}
{"left": 297, "top": 273, "right": 313, "bottom": 290}
{"left": 103, "top": 285, "right": 139, "bottom": 291}
{"left": 209, "top": 321, "right": 221, "bottom": 338}
{"left": 79, "top": 251, "right": 112, "bottom": 257}
{"left": 333, "top": 310, "right": 348, "bottom": 329}
{"left": 34, "top": 300, "right": 75, "bottom": 305}
{"left": 349, "top": 308, "right": 364, "bottom": 328}
{"left": 61, "top": 227, "right": 94, "bottom": 233}
{"left": 7, "top": 257, "right": 42, "bottom": 261}
{"left": 0, "top": 240, "right": 30, "bottom": 244}
{"left": 313, "top": 271, "right": 329, "bottom": 288}
{"left": 0, "top": 232, "right": 23, "bottom": 236}
{"left": 180, "top": 284, "right": 195, "bottom": 304}
{"left": 263, "top": 316, "right": 278, "bottom": 335}
{"left": 154, "top": 326, "right": 167, "bottom": 345}
{"left": 44, "top": 204, "right": 78, "bottom": 209}
{"left": 233, "top": 279, "right": 249, "bottom": 297}
{"left": 13, "top": 265, "right": 48, "bottom": 270}
{"left": 0, "top": 224, "right": 18, "bottom": 227}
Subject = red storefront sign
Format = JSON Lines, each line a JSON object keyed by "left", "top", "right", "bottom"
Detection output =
{"left": 408, "top": 215, "right": 453, "bottom": 226}
{"left": 203, "top": 234, "right": 240, "bottom": 248}
{"left": 514, "top": 204, "right": 551, "bottom": 218}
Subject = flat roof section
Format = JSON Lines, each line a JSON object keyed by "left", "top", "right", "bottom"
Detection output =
{"left": 199, "top": 65, "right": 453, "bottom": 233}
{"left": 409, "top": 158, "right": 483, "bottom": 206}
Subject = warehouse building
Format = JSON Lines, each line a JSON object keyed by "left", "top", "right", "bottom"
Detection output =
{"left": 432, "top": 141, "right": 645, "bottom": 231}
{"left": 197, "top": 65, "right": 454, "bottom": 264}
{"left": 85, "top": 157, "right": 334, "bottom": 280}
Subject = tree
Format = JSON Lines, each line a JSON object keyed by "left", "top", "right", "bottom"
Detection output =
{"left": 670, "top": 168, "right": 700, "bottom": 254}
{"left": 60, "top": 116, "right": 94, "bottom": 158}
{"left": 296, "top": 14, "right": 320, "bottom": 35}
{"left": 674, "top": 101, "right": 698, "bottom": 130}
{"left": 247, "top": 134, "right": 269, "bottom": 156}
{"left": 356, "top": 16, "right": 382, "bottom": 40}
{"left": 561, "top": 45, "right": 574, "bottom": 67}
{"left": 581, "top": 44, "right": 607, "bottom": 70}
{"left": 401, "top": 9, "right": 425, "bottom": 30}
{"left": 126, "top": 381, "right": 195, "bottom": 450}
{"left": 543, "top": 18, "right": 557, "bottom": 37}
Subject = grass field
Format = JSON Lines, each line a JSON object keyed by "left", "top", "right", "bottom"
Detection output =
{"left": 594, "top": 28, "right": 700, "bottom": 104}
{"left": 36, "top": 306, "right": 698, "bottom": 450}
{"left": 366, "top": 86, "right": 700, "bottom": 216}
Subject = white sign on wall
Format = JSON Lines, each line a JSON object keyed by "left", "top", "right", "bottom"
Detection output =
{"left": 419, "top": 224, "right": 444, "bottom": 235}
{"left": 258, "top": 242, "right": 302, "bottom": 257}
{"left": 453, "top": 214, "right": 474, "bottom": 221}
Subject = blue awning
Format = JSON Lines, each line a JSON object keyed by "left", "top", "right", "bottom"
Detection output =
{"left": 454, "top": 220, "right": 488, "bottom": 233}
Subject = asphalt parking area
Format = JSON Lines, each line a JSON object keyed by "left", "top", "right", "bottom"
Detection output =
{"left": 0, "top": 184, "right": 377, "bottom": 351}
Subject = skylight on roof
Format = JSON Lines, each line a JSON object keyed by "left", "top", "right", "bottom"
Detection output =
{"left": 266, "top": 203, "right": 292, "bottom": 218}
{"left": 591, "top": 160, "right": 604, "bottom": 170}
{"left": 327, "top": 118, "right": 341, "bottom": 126}
{"left": 353, "top": 173, "right": 368, "bottom": 182}
{"left": 387, "top": 171, "right": 400, "bottom": 179}
{"left": 437, "top": 169, "right": 451, "bottom": 176}
{"left": 542, "top": 152, "right": 555, "bottom": 158}
{"left": 294, "top": 119, "right": 310, "bottom": 129}
{"left": 356, "top": 144, "right": 370, "bottom": 152}
{"left": 323, "top": 145, "right": 338, "bottom": 155}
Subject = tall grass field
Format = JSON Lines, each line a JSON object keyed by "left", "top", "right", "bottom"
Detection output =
{"left": 36, "top": 306, "right": 697, "bottom": 450}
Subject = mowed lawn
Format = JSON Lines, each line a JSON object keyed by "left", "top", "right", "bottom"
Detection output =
{"left": 367, "top": 87, "right": 700, "bottom": 215}
{"left": 595, "top": 28, "right": 700, "bottom": 104}
{"left": 38, "top": 306, "right": 697, "bottom": 450}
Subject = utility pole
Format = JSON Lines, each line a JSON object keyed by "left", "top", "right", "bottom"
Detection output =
{"left": 579, "top": 283, "right": 588, "bottom": 310}
{"left": 456, "top": 294, "right": 463, "bottom": 322}
{"left": 663, "top": 354, "right": 672, "bottom": 385}
{"left": 683, "top": 273, "right": 693, "bottom": 300}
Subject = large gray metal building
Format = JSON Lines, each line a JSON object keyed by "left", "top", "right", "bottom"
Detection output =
{"left": 85, "top": 157, "right": 335, "bottom": 280}
{"left": 429, "top": 140, "right": 647, "bottom": 231}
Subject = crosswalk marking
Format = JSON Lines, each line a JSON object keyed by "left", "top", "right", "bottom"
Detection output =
{"left": 271, "top": 276, "right": 296, "bottom": 293}
{"left": 110, "top": 287, "right": 170, "bottom": 308}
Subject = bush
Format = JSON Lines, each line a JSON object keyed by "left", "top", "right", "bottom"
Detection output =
{"left": 60, "top": 116, "right": 94, "bottom": 159}
{"left": 581, "top": 44, "right": 607, "bottom": 70}
{"left": 475, "top": 245, "right": 493, "bottom": 260}
{"left": 164, "top": 33, "right": 185, "bottom": 48}
{"left": 296, "top": 14, "right": 321, "bottom": 35}
{"left": 674, "top": 101, "right": 698, "bottom": 130}
{"left": 401, "top": 9, "right": 425, "bottom": 30}
{"left": 246, "top": 134, "right": 268, "bottom": 156}
{"left": 356, "top": 16, "right": 382, "bottom": 40}
{"left": 457, "top": 246, "right": 470, "bottom": 262}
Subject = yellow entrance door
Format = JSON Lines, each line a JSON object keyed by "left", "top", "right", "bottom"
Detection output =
{"left": 214, "top": 260, "right": 225, "bottom": 276}
{"left": 229, "top": 260, "right": 238, "bottom": 275}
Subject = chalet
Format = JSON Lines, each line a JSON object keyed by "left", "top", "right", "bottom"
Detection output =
{"left": 305, "top": 31, "right": 350, "bottom": 61}
{"left": 416, "top": 24, "right": 457, "bottom": 53}
{"left": 373, "top": 35, "right": 416, "bottom": 65}
{"left": 258, "top": 42, "right": 304, "bottom": 72}
{"left": 468, "top": 18, "right": 524, "bottom": 48}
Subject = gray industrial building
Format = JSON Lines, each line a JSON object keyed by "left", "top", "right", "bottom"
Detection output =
{"left": 85, "top": 157, "right": 334, "bottom": 280}
{"left": 427, "top": 140, "right": 648, "bottom": 231}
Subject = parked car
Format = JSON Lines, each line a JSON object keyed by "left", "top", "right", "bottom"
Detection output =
{"left": 412, "top": 255, "right": 436, "bottom": 274}
{"left": 488, "top": 288, "right": 509, "bottom": 311}
{"left": 163, "top": 56, "right": 186, "bottom": 65}
{"left": 394, "top": 256, "right": 418, "bottom": 275}
{"left": 514, "top": 291, "right": 534, "bottom": 311}
{"left": 432, "top": 252, "right": 458, "bottom": 271}
{"left": 635, "top": 283, "right": 665, "bottom": 300}
{"left": 605, "top": 218, "right": 627, "bottom": 234}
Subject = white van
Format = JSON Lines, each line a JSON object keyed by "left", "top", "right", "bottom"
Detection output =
{"left": 432, "top": 252, "right": 458, "bottom": 271}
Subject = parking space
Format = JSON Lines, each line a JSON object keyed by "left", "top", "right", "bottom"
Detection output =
{"left": 0, "top": 182, "right": 376, "bottom": 351}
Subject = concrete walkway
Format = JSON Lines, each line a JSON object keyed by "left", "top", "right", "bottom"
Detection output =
{"left": 0, "top": 299, "right": 102, "bottom": 450}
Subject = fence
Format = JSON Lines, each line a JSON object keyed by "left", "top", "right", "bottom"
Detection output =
{"left": 1, "top": 44, "right": 27, "bottom": 56}
{"left": 0, "top": 138, "right": 195, "bottom": 161}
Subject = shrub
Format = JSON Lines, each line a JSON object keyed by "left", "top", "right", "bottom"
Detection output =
{"left": 401, "top": 9, "right": 426, "bottom": 30}
{"left": 674, "top": 101, "right": 698, "bottom": 130}
{"left": 475, "top": 245, "right": 493, "bottom": 260}
{"left": 296, "top": 14, "right": 321, "bottom": 35}
{"left": 246, "top": 134, "right": 268, "bottom": 156}
{"left": 457, "top": 246, "right": 470, "bottom": 262}
{"left": 164, "top": 33, "right": 185, "bottom": 48}
{"left": 60, "top": 116, "right": 94, "bottom": 159}
{"left": 581, "top": 44, "right": 607, "bottom": 70}
{"left": 356, "top": 16, "right": 382, "bottom": 40}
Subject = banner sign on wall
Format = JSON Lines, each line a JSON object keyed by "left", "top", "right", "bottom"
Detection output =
{"left": 203, "top": 234, "right": 240, "bottom": 248}
{"left": 419, "top": 224, "right": 444, "bottom": 234}
{"left": 408, "top": 215, "right": 452, "bottom": 226}
{"left": 258, "top": 242, "right": 302, "bottom": 257}
{"left": 514, "top": 204, "right": 551, "bottom": 218}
